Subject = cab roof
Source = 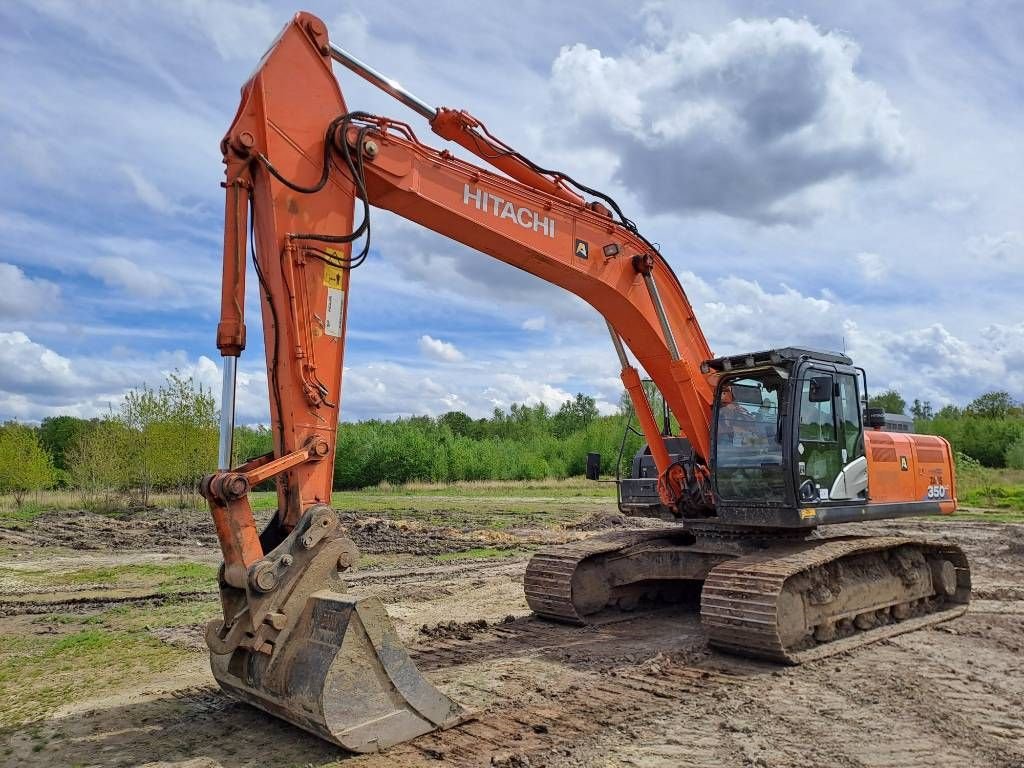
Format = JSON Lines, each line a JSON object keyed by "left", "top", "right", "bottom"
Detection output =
{"left": 701, "top": 347, "right": 853, "bottom": 374}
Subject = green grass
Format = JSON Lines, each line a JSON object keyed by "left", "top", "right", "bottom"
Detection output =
{"left": 949, "top": 510, "right": 1024, "bottom": 523}
{"left": 0, "top": 627, "right": 188, "bottom": 727}
{"left": 0, "top": 490, "right": 209, "bottom": 516}
{"left": 433, "top": 546, "right": 528, "bottom": 562}
{"left": 953, "top": 464, "right": 1024, "bottom": 516}
{"left": 0, "top": 562, "right": 218, "bottom": 595}
{"left": 0, "top": 502, "right": 48, "bottom": 525}
{"left": 960, "top": 485, "right": 1024, "bottom": 511}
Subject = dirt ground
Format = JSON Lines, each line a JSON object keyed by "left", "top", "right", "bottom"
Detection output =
{"left": 1, "top": 506, "right": 1022, "bottom": 768}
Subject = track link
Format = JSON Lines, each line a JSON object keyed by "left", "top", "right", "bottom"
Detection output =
{"left": 701, "top": 536, "right": 971, "bottom": 664}
{"left": 524, "top": 529, "right": 682, "bottom": 623}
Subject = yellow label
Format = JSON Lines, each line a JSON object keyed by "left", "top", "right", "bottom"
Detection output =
{"left": 800, "top": 508, "right": 817, "bottom": 519}
{"left": 322, "top": 263, "right": 345, "bottom": 289}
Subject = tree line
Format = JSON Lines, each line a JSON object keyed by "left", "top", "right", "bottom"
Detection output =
{"left": 0, "top": 377, "right": 642, "bottom": 507}
{"left": 2, "top": 373, "right": 1022, "bottom": 509}
{"left": 869, "top": 388, "right": 1024, "bottom": 468}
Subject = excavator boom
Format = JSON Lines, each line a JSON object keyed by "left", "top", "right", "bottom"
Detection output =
{"left": 201, "top": 12, "right": 970, "bottom": 753}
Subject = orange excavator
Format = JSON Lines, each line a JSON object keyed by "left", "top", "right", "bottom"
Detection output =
{"left": 200, "top": 12, "right": 971, "bottom": 752}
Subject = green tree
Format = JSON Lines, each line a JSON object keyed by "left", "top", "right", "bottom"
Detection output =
{"left": 67, "top": 420, "right": 131, "bottom": 505}
{"left": 869, "top": 389, "right": 906, "bottom": 415}
{"left": 965, "top": 391, "right": 1016, "bottom": 419}
{"left": 439, "top": 411, "right": 474, "bottom": 438}
{"left": 234, "top": 424, "right": 273, "bottom": 464}
{"left": 553, "top": 393, "right": 599, "bottom": 437}
{"left": 910, "top": 399, "right": 933, "bottom": 421}
{"left": 936, "top": 404, "right": 961, "bottom": 419}
{"left": 152, "top": 373, "right": 217, "bottom": 506}
{"left": 0, "top": 422, "right": 56, "bottom": 506}
{"left": 117, "top": 383, "right": 169, "bottom": 506}
{"left": 77, "top": 370, "right": 219, "bottom": 507}
{"left": 38, "top": 416, "right": 96, "bottom": 473}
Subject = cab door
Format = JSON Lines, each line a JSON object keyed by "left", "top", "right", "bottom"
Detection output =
{"left": 795, "top": 371, "right": 843, "bottom": 503}
{"left": 794, "top": 369, "right": 868, "bottom": 503}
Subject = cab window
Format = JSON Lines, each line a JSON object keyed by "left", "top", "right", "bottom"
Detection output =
{"left": 799, "top": 378, "right": 835, "bottom": 442}
{"left": 714, "top": 372, "right": 786, "bottom": 502}
{"left": 836, "top": 373, "right": 863, "bottom": 461}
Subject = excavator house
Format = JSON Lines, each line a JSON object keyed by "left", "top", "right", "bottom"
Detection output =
{"left": 200, "top": 12, "right": 971, "bottom": 753}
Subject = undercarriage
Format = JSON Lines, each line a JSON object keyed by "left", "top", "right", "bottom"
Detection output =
{"left": 525, "top": 527, "right": 971, "bottom": 664}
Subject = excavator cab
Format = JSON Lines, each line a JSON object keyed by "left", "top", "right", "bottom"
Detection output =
{"left": 707, "top": 347, "right": 955, "bottom": 528}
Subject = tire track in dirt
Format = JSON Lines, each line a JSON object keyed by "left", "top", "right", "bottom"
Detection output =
{"left": 386, "top": 658, "right": 742, "bottom": 767}
{"left": 362, "top": 612, "right": 739, "bottom": 767}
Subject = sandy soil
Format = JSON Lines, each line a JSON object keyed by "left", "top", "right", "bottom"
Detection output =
{"left": 1, "top": 513, "right": 1022, "bottom": 768}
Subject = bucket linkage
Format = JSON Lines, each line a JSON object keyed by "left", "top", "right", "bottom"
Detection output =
{"left": 205, "top": 504, "right": 467, "bottom": 752}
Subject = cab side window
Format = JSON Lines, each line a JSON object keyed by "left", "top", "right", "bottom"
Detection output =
{"left": 836, "top": 374, "right": 863, "bottom": 461}
{"left": 799, "top": 377, "right": 835, "bottom": 442}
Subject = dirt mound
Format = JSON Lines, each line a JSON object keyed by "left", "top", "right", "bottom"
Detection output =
{"left": 417, "top": 615, "right": 515, "bottom": 641}
{"left": 340, "top": 514, "right": 506, "bottom": 556}
{"left": 0, "top": 508, "right": 222, "bottom": 551}
{"left": 566, "top": 511, "right": 667, "bottom": 531}
{"left": 0, "top": 508, "right": 519, "bottom": 557}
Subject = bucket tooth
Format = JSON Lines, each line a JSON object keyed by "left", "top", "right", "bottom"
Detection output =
{"left": 210, "top": 591, "right": 467, "bottom": 752}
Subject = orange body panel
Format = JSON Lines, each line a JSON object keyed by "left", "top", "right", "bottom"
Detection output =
{"left": 864, "top": 430, "right": 957, "bottom": 513}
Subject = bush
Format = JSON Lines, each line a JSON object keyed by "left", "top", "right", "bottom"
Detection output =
{"left": 0, "top": 423, "right": 56, "bottom": 506}
{"left": 1006, "top": 438, "right": 1024, "bottom": 470}
{"left": 920, "top": 416, "right": 1024, "bottom": 468}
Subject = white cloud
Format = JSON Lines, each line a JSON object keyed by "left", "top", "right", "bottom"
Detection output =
{"left": 966, "top": 230, "right": 1024, "bottom": 262}
{"left": 844, "top": 321, "right": 1018, "bottom": 406}
{"left": 86, "top": 256, "right": 180, "bottom": 299}
{"left": 1, "top": 2, "right": 1021, "bottom": 426}
{"left": 0, "top": 331, "right": 270, "bottom": 424}
{"left": 0, "top": 263, "right": 60, "bottom": 318}
{"left": 178, "top": 0, "right": 279, "bottom": 62}
{"left": 522, "top": 316, "right": 546, "bottom": 331}
{"left": 680, "top": 271, "right": 842, "bottom": 355}
{"left": 0, "top": 332, "right": 81, "bottom": 397}
{"left": 550, "top": 18, "right": 908, "bottom": 222}
{"left": 120, "top": 164, "right": 188, "bottom": 216}
{"left": 418, "top": 334, "right": 465, "bottom": 362}
{"left": 855, "top": 252, "right": 886, "bottom": 281}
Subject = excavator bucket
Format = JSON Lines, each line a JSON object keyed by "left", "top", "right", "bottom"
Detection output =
{"left": 210, "top": 592, "right": 466, "bottom": 752}
{"left": 203, "top": 504, "right": 466, "bottom": 753}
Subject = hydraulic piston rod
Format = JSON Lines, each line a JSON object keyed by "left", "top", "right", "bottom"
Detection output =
{"left": 329, "top": 42, "right": 437, "bottom": 121}
{"left": 218, "top": 356, "right": 237, "bottom": 470}
{"left": 642, "top": 272, "right": 681, "bottom": 362}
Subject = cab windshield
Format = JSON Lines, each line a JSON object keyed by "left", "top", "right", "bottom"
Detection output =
{"left": 714, "top": 371, "right": 786, "bottom": 502}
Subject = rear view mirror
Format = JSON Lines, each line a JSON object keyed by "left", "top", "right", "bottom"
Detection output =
{"left": 865, "top": 407, "right": 886, "bottom": 429}
{"left": 809, "top": 376, "right": 832, "bottom": 403}
{"left": 585, "top": 452, "right": 601, "bottom": 481}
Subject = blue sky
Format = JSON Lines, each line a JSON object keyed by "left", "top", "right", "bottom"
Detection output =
{"left": 1, "top": 1, "right": 1022, "bottom": 424}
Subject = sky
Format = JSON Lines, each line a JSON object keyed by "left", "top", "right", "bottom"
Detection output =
{"left": 1, "top": 0, "right": 1022, "bottom": 425}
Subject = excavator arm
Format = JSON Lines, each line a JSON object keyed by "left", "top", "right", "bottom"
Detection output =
{"left": 199, "top": 11, "right": 722, "bottom": 751}
{"left": 211, "top": 13, "right": 717, "bottom": 552}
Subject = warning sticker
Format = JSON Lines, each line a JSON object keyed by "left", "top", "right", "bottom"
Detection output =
{"left": 574, "top": 239, "right": 589, "bottom": 259}
{"left": 325, "top": 288, "right": 345, "bottom": 337}
{"left": 323, "top": 263, "right": 345, "bottom": 289}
